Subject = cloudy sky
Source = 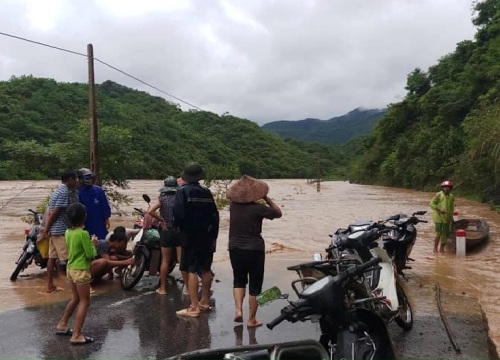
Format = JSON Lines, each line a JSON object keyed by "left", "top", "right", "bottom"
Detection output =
{"left": 1, "top": 0, "right": 477, "bottom": 124}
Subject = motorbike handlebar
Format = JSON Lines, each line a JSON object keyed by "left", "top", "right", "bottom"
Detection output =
{"left": 133, "top": 208, "right": 145, "bottom": 215}
{"left": 267, "top": 311, "right": 289, "bottom": 330}
{"left": 347, "top": 257, "right": 382, "bottom": 276}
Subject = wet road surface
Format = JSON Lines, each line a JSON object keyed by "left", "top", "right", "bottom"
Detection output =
{"left": 0, "top": 180, "right": 497, "bottom": 358}
{"left": 0, "top": 252, "right": 491, "bottom": 359}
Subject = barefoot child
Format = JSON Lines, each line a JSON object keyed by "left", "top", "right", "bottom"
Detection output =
{"left": 55, "top": 203, "right": 97, "bottom": 344}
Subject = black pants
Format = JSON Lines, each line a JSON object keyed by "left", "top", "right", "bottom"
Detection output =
{"left": 229, "top": 249, "right": 265, "bottom": 296}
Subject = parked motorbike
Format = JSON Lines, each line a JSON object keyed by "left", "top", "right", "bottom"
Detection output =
{"left": 120, "top": 194, "right": 177, "bottom": 290}
{"left": 329, "top": 223, "right": 414, "bottom": 330}
{"left": 328, "top": 211, "right": 427, "bottom": 276}
{"left": 263, "top": 257, "right": 395, "bottom": 360}
{"left": 379, "top": 211, "right": 427, "bottom": 275}
{"left": 10, "top": 209, "right": 49, "bottom": 281}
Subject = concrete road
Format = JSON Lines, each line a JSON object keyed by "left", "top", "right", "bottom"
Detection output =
{"left": 0, "top": 252, "right": 491, "bottom": 359}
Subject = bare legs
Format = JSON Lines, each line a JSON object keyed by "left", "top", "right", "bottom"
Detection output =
{"left": 46, "top": 258, "right": 65, "bottom": 292}
{"left": 186, "top": 272, "right": 201, "bottom": 314}
{"left": 247, "top": 295, "right": 262, "bottom": 328}
{"left": 433, "top": 236, "right": 439, "bottom": 253}
{"left": 199, "top": 270, "right": 213, "bottom": 309}
{"left": 157, "top": 247, "right": 171, "bottom": 295}
{"left": 233, "top": 288, "right": 245, "bottom": 322}
{"left": 434, "top": 235, "right": 447, "bottom": 253}
{"left": 56, "top": 282, "right": 91, "bottom": 343}
{"left": 232, "top": 287, "right": 262, "bottom": 327}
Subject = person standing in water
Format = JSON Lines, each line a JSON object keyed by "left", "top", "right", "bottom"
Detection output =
{"left": 430, "top": 180, "right": 456, "bottom": 253}
{"left": 226, "top": 175, "right": 282, "bottom": 328}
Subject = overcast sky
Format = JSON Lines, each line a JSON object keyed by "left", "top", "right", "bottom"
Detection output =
{"left": 1, "top": 0, "right": 477, "bottom": 124}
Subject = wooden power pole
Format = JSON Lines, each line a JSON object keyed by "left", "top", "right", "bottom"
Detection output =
{"left": 316, "top": 155, "right": 321, "bottom": 193}
{"left": 87, "top": 43, "right": 99, "bottom": 183}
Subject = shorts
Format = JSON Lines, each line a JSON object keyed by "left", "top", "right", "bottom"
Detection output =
{"left": 67, "top": 269, "right": 92, "bottom": 284}
{"left": 48, "top": 234, "right": 68, "bottom": 260}
{"left": 180, "top": 246, "right": 213, "bottom": 274}
{"left": 160, "top": 228, "right": 180, "bottom": 248}
{"left": 229, "top": 249, "right": 265, "bottom": 296}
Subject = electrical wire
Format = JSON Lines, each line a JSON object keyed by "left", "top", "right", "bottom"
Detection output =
{"left": 0, "top": 31, "right": 204, "bottom": 111}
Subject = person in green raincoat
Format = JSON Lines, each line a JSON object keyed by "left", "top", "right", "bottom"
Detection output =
{"left": 430, "top": 180, "right": 455, "bottom": 253}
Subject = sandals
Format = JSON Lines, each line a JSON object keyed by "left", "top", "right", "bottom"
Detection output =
{"left": 199, "top": 304, "right": 212, "bottom": 311}
{"left": 176, "top": 308, "right": 200, "bottom": 318}
{"left": 70, "top": 336, "right": 95, "bottom": 345}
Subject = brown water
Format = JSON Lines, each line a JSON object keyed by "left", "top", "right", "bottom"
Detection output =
{"left": 1, "top": 180, "right": 499, "bottom": 348}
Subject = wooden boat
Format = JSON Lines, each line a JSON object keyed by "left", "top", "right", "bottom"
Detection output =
{"left": 450, "top": 218, "right": 489, "bottom": 251}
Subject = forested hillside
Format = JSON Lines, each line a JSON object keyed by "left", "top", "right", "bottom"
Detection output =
{"left": 0, "top": 77, "right": 346, "bottom": 181}
{"left": 262, "top": 108, "right": 387, "bottom": 144}
{"left": 349, "top": 0, "right": 500, "bottom": 204}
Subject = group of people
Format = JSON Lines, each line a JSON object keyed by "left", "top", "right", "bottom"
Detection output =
{"left": 45, "top": 161, "right": 282, "bottom": 344}
{"left": 41, "top": 162, "right": 454, "bottom": 345}
{"left": 42, "top": 168, "right": 133, "bottom": 344}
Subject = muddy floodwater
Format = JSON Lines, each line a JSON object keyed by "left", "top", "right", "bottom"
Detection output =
{"left": 1, "top": 179, "right": 500, "bottom": 350}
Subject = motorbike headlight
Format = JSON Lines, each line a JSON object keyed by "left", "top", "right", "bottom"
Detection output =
{"left": 27, "top": 242, "right": 35, "bottom": 253}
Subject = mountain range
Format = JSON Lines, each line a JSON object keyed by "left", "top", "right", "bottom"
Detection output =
{"left": 261, "top": 108, "right": 387, "bottom": 144}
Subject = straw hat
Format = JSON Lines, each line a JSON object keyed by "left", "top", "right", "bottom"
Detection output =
{"left": 227, "top": 175, "right": 269, "bottom": 203}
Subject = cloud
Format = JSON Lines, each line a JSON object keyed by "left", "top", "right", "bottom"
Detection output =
{"left": 0, "top": 0, "right": 476, "bottom": 124}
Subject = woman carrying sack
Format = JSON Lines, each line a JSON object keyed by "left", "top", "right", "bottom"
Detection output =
{"left": 226, "top": 175, "right": 282, "bottom": 328}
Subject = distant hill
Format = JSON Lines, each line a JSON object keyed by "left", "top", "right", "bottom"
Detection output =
{"left": 0, "top": 76, "right": 347, "bottom": 180}
{"left": 261, "top": 108, "right": 387, "bottom": 144}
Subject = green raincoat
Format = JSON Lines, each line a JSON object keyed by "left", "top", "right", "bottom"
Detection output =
{"left": 430, "top": 191, "right": 455, "bottom": 224}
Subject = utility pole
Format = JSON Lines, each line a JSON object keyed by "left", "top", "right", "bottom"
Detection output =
{"left": 87, "top": 43, "right": 99, "bottom": 183}
{"left": 316, "top": 155, "right": 321, "bottom": 193}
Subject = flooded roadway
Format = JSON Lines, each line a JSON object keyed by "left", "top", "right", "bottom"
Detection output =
{"left": 1, "top": 179, "right": 499, "bottom": 352}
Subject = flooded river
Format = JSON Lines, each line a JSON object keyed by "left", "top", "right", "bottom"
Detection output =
{"left": 1, "top": 179, "right": 499, "bottom": 349}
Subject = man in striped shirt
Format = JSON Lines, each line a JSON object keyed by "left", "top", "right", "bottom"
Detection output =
{"left": 41, "top": 170, "right": 78, "bottom": 293}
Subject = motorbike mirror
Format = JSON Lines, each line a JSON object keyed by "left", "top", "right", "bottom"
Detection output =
{"left": 413, "top": 211, "right": 427, "bottom": 216}
{"left": 142, "top": 194, "right": 151, "bottom": 204}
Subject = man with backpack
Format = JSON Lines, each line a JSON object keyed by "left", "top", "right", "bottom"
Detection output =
{"left": 173, "top": 162, "right": 219, "bottom": 318}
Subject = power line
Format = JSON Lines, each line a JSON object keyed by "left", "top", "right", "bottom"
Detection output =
{"left": 94, "top": 58, "right": 203, "bottom": 110}
{"left": 0, "top": 31, "right": 87, "bottom": 57}
{"left": 0, "top": 31, "right": 204, "bottom": 111}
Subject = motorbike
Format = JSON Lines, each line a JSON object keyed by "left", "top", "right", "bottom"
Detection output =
{"left": 379, "top": 211, "right": 427, "bottom": 276}
{"left": 263, "top": 257, "right": 396, "bottom": 360}
{"left": 120, "top": 194, "right": 177, "bottom": 290}
{"left": 329, "top": 211, "right": 427, "bottom": 276}
{"left": 10, "top": 209, "right": 49, "bottom": 281}
{"left": 167, "top": 339, "right": 330, "bottom": 360}
{"left": 329, "top": 223, "right": 414, "bottom": 331}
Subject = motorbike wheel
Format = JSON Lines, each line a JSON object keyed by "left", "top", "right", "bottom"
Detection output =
{"left": 121, "top": 250, "right": 147, "bottom": 290}
{"left": 10, "top": 251, "right": 32, "bottom": 281}
{"left": 395, "top": 282, "right": 413, "bottom": 330}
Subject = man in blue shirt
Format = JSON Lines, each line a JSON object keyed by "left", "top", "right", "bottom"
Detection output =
{"left": 78, "top": 168, "right": 111, "bottom": 240}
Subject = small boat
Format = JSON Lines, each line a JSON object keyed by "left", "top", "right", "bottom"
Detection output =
{"left": 450, "top": 218, "right": 489, "bottom": 251}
